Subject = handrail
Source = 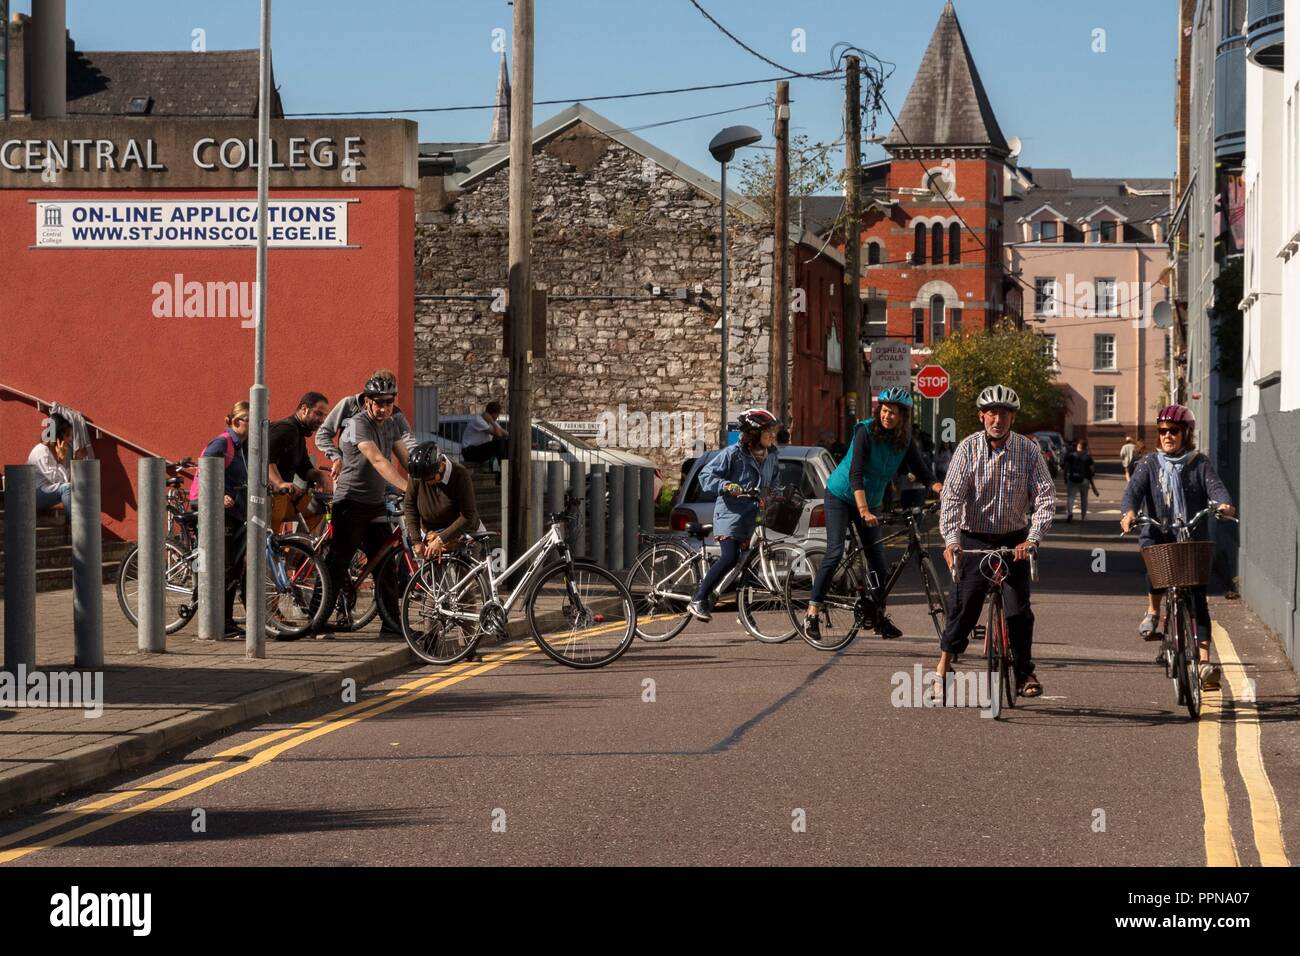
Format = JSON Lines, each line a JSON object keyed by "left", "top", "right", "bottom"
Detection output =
{"left": 0, "top": 381, "right": 174, "bottom": 463}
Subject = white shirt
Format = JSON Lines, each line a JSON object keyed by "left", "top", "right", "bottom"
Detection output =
{"left": 462, "top": 414, "right": 495, "bottom": 448}
{"left": 27, "top": 444, "right": 70, "bottom": 493}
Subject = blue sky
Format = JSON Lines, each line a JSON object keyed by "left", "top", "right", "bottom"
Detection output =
{"left": 12, "top": 0, "right": 1178, "bottom": 181}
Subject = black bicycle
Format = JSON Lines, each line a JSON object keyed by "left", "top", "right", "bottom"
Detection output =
{"left": 782, "top": 500, "right": 948, "bottom": 651}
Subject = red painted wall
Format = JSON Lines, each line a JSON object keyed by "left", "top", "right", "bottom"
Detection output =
{"left": 0, "top": 187, "right": 414, "bottom": 540}
{"left": 791, "top": 246, "right": 845, "bottom": 448}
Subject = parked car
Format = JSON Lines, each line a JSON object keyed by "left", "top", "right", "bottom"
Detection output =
{"left": 670, "top": 445, "right": 835, "bottom": 548}
{"left": 434, "top": 415, "right": 664, "bottom": 497}
{"left": 1035, "top": 435, "right": 1060, "bottom": 478}
{"left": 1034, "top": 431, "right": 1067, "bottom": 463}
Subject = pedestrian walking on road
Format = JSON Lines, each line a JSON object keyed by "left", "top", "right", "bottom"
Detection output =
{"left": 1119, "top": 435, "right": 1137, "bottom": 481}
{"left": 936, "top": 385, "right": 1056, "bottom": 697}
{"left": 1062, "top": 439, "right": 1096, "bottom": 522}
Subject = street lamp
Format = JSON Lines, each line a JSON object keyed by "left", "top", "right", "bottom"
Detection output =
{"left": 708, "top": 125, "right": 762, "bottom": 447}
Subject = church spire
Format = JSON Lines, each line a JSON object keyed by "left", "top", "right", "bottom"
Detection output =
{"left": 489, "top": 52, "right": 511, "bottom": 144}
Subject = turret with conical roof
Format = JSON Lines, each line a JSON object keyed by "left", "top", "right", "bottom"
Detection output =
{"left": 488, "top": 52, "right": 511, "bottom": 144}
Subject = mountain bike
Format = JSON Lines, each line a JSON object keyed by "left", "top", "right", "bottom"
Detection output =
{"left": 399, "top": 493, "right": 636, "bottom": 668}
{"left": 782, "top": 500, "right": 948, "bottom": 651}
{"left": 1123, "top": 503, "right": 1237, "bottom": 720}
{"left": 626, "top": 486, "right": 814, "bottom": 644}
{"left": 950, "top": 545, "right": 1038, "bottom": 719}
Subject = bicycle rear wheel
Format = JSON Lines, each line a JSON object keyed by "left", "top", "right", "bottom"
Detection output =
{"left": 330, "top": 549, "right": 380, "bottom": 632}
{"left": 626, "top": 542, "right": 696, "bottom": 642}
{"left": 918, "top": 553, "right": 948, "bottom": 642}
{"left": 116, "top": 543, "right": 195, "bottom": 634}
{"left": 783, "top": 547, "right": 865, "bottom": 652}
{"left": 401, "top": 555, "right": 488, "bottom": 665}
{"left": 265, "top": 536, "right": 332, "bottom": 639}
{"left": 526, "top": 560, "right": 636, "bottom": 668}
{"left": 738, "top": 543, "right": 812, "bottom": 644}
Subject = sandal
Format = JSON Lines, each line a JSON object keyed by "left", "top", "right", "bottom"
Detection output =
{"left": 1138, "top": 613, "right": 1159, "bottom": 642}
{"left": 1019, "top": 673, "right": 1043, "bottom": 697}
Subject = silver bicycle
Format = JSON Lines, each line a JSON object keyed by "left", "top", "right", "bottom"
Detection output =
{"left": 398, "top": 493, "right": 637, "bottom": 669}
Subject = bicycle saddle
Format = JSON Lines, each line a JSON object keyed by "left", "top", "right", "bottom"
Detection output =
{"left": 176, "top": 511, "right": 199, "bottom": 529}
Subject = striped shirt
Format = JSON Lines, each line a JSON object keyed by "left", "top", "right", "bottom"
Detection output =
{"left": 939, "top": 430, "right": 1056, "bottom": 546}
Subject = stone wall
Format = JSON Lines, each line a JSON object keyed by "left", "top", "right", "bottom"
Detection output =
{"left": 415, "top": 122, "right": 775, "bottom": 475}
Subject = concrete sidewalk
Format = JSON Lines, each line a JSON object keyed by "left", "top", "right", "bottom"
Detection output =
{"left": 0, "top": 582, "right": 422, "bottom": 815}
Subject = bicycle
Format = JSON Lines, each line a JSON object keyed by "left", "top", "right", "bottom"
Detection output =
{"left": 399, "top": 492, "right": 636, "bottom": 668}
{"left": 116, "top": 489, "right": 332, "bottom": 638}
{"left": 163, "top": 457, "right": 198, "bottom": 550}
{"left": 1122, "top": 503, "right": 1237, "bottom": 720}
{"left": 948, "top": 545, "right": 1039, "bottom": 719}
{"left": 782, "top": 500, "right": 949, "bottom": 652}
{"left": 626, "top": 485, "right": 814, "bottom": 644}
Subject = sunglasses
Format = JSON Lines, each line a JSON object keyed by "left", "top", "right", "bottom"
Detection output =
{"left": 1157, "top": 427, "right": 1183, "bottom": 436}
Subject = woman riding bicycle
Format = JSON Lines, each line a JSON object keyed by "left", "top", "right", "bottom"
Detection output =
{"left": 803, "top": 387, "right": 943, "bottom": 642}
{"left": 686, "top": 408, "right": 781, "bottom": 622}
{"left": 1120, "top": 404, "right": 1235, "bottom": 690}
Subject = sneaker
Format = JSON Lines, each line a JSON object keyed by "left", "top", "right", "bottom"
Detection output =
{"left": 687, "top": 601, "right": 712, "bottom": 623}
{"left": 1138, "top": 613, "right": 1159, "bottom": 641}
{"left": 1065, "top": 514, "right": 1073, "bottom": 523}
{"left": 877, "top": 615, "right": 903, "bottom": 639}
{"left": 1199, "top": 662, "right": 1221, "bottom": 691}
{"left": 803, "top": 614, "right": 821, "bottom": 641}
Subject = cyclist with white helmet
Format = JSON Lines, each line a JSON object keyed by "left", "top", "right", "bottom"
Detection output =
{"left": 936, "top": 384, "right": 1056, "bottom": 696}
{"left": 1120, "top": 404, "right": 1235, "bottom": 689}
{"left": 686, "top": 408, "right": 782, "bottom": 622}
{"left": 802, "top": 387, "right": 943, "bottom": 641}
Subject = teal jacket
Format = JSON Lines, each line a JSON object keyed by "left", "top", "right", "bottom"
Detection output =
{"left": 826, "top": 420, "right": 935, "bottom": 510}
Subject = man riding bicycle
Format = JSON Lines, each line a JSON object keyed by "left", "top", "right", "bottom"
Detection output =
{"left": 936, "top": 385, "right": 1055, "bottom": 697}
{"left": 322, "top": 373, "right": 410, "bottom": 637}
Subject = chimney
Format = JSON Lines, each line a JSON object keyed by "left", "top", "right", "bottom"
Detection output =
{"left": 30, "top": 0, "right": 66, "bottom": 119}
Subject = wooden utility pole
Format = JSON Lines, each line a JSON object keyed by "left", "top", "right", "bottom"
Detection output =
{"left": 771, "top": 81, "right": 790, "bottom": 429}
{"left": 842, "top": 56, "right": 862, "bottom": 437}
{"left": 507, "top": 0, "right": 534, "bottom": 565}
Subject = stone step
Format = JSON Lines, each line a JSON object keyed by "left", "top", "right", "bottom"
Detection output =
{"left": 0, "top": 560, "right": 123, "bottom": 593}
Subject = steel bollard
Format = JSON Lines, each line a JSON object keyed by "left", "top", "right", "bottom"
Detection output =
{"left": 568, "top": 462, "right": 586, "bottom": 558}
{"left": 71, "top": 459, "right": 103, "bottom": 669}
{"left": 245, "top": 384, "right": 268, "bottom": 660}
{"left": 639, "top": 467, "right": 655, "bottom": 536}
{"left": 499, "top": 467, "right": 510, "bottom": 568}
{"left": 623, "top": 463, "right": 639, "bottom": 568}
{"left": 3, "top": 465, "right": 37, "bottom": 671}
{"left": 530, "top": 461, "right": 545, "bottom": 546}
{"left": 137, "top": 457, "right": 167, "bottom": 653}
{"left": 607, "top": 466, "right": 625, "bottom": 571}
{"left": 197, "top": 456, "right": 225, "bottom": 641}
{"left": 547, "top": 460, "right": 565, "bottom": 528}
{"left": 589, "top": 465, "right": 606, "bottom": 566}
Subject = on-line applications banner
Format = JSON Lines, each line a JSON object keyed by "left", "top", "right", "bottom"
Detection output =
{"left": 34, "top": 199, "right": 351, "bottom": 248}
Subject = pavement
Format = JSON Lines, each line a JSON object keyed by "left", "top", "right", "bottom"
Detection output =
{"left": 0, "top": 470, "right": 1296, "bottom": 866}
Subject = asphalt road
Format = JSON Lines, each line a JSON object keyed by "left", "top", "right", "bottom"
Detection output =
{"left": 2, "top": 473, "right": 1297, "bottom": 866}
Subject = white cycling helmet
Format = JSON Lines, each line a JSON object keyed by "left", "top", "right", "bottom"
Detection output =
{"left": 976, "top": 384, "right": 1021, "bottom": 411}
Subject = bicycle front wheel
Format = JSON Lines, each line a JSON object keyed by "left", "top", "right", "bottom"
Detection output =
{"left": 626, "top": 542, "right": 696, "bottom": 642}
{"left": 116, "top": 542, "right": 195, "bottom": 634}
{"left": 1176, "top": 595, "right": 1201, "bottom": 719}
{"left": 739, "top": 544, "right": 812, "bottom": 644}
{"left": 984, "top": 597, "right": 1003, "bottom": 718}
{"left": 401, "top": 555, "right": 488, "bottom": 665}
{"left": 918, "top": 553, "right": 948, "bottom": 642}
{"left": 265, "top": 536, "right": 332, "bottom": 639}
{"left": 526, "top": 560, "right": 636, "bottom": 668}
{"left": 783, "top": 547, "right": 864, "bottom": 652}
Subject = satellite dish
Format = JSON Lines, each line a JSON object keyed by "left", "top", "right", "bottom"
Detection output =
{"left": 1152, "top": 301, "right": 1173, "bottom": 329}
{"left": 1007, "top": 135, "right": 1022, "bottom": 162}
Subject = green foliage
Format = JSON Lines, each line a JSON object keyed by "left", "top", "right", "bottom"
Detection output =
{"left": 736, "top": 134, "right": 838, "bottom": 223}
{"left": 929, "top": 321, "right": 1067, "bottom": 438}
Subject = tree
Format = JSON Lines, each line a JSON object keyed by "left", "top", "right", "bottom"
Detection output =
{"left": 736, "top": 134, "right": 838, "bottom": 223}
{"left": 929, "top": 321, "right": 1066, "bottom": 438}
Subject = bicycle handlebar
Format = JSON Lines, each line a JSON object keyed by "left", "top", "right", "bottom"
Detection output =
{"left": 950, "top": 545, "right": 1039, "bottom": 584}
{"left": 1120, "top": 501, "right": 1238, "bottom": 539}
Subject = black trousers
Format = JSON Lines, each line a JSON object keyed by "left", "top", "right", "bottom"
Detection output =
{"left": 224, "top": 512, "right": 246, "bottom": 626}
{"left": 939, "top": 528, "right": 1035, "bottom": 678}
{"left": 327, "top": 499, "right": 391, "bottom": 596}
{"left": 463, "top": 437, "right": 507, "bottom": 467}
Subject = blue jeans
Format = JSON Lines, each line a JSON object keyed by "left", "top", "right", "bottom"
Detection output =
{"left": 36, "top": 482, "right": 72, "bottom": 517}
{"left": 811, "top": 494, "right": 888, "bottom": 606}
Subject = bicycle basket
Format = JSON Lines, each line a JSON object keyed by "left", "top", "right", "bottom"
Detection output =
{"left": 762, "top": 485, "right": 806, "bottom": 536}
{"left": 1141, "top": 541, "right": 1214, "bottom": 589}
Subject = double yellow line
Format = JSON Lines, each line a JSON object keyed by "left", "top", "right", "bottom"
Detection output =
{"left": 1197, "top": 622, "right": 1290, "bottom": 867}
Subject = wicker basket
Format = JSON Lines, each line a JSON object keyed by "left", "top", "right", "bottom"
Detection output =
{"left": 762, "top": 485, "right": 806, "bottom": 536}
{"left": 1141, "top": 541, "right": 1214, "bottom": 589}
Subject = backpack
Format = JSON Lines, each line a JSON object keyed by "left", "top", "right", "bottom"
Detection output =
{"left": 188, "top": 431, "right": 236, "bottom": 504}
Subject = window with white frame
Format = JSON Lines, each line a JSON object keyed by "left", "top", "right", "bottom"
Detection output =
{"left": 1034, "top": 277, "right": 1058, "bottom": 315}
{"left": 1093, "top": 333, "right": 1116, "bottom": 370}
{"left": 1094, "top": 385, "right": 1116, "bottom": 422}
{"left": 1040, "top": 333, "right": 1058, "bottom": 367}
{"left": 1032, "top": 219, "right": 1058, "bottom": 242}
{"left": 1095, "top": 278, "right": 1117, "bottom": 316}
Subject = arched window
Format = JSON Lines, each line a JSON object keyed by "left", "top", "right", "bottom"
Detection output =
{"left": 913, "top": 224, "right": 927, "bottom": 264}
{"left": 930, "top": 294, "right": 946, "bottom": 343}
{"left": 949, "top": 223, "right": 961, "bottom": 264}
{"left": 931, "top": 223, "right": 944, "bottom": 263}
{"left": 867, "top": 241, "right": 881, "bottom": 266}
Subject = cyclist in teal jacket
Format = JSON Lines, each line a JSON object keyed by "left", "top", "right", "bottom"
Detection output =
{"left": 803, "top": 387, "right": 942, "bottom": 641}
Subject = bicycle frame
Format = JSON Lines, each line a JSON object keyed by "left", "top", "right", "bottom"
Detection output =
{"left": 434, "top": 518, "right": 569, "bottom": 624}
{"left": 642, "top": 524, "right": 787, "bottom": 604}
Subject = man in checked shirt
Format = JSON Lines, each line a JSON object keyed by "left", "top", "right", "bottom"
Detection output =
{"left": 936, "top": 385, "right": 1056, "bottom": 697}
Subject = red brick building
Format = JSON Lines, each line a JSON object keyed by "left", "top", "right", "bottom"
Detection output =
{"left": 854, "top": 1, "right": 1009, "bottom": 353}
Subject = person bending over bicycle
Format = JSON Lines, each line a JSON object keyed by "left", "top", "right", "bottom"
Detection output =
{"left": 936, "top": 385, "right": 1055, "bottom": 696}
{"left": 403, "top": 441, "right": 479, "bottom": 561}
{"left": 686, "top": 408, "right": 781, "bottom": 622}
{"left": 1119, "top": 404, "right": 1234, "bottom": 690}
{"left": 324, "top": 373, "right": 410, "bottom": 635}
{"left": 804, "top": 387, "right": 942, "bottom": 642}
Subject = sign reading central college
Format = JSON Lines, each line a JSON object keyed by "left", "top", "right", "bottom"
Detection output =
{"left": 34, "top": 199, "right": 352, "bottom": 248}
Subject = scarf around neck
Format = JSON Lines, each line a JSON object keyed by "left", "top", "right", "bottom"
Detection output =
{"left": 1156, "top": 450, "right": 1191, "bottom": 522}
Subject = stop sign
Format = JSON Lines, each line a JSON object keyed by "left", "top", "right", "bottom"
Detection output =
{"left": 916, "top": 364, "right": 950, "bottom": 399}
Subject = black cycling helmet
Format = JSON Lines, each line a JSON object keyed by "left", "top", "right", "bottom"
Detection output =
{"left": 407, "top": 441, "right": 447, "bottom": 481}
{"left": 363, "top": 373, "right": 397, "bottom": 399}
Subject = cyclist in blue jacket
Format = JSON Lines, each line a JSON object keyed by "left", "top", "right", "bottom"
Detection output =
{"left": 803, "top": 387, "right": 943, "bottom": 641}
{"left": 687, "top": 408, "right": 782, "bottom": 622}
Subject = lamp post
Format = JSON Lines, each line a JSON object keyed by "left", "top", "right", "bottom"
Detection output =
{"left": 708, "top": 125, "right": 762, "bottom": 447}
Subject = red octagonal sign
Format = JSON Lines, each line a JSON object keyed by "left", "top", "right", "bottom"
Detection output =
{"left": 916, "top": 364, "right": 950, "bottom": 400}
